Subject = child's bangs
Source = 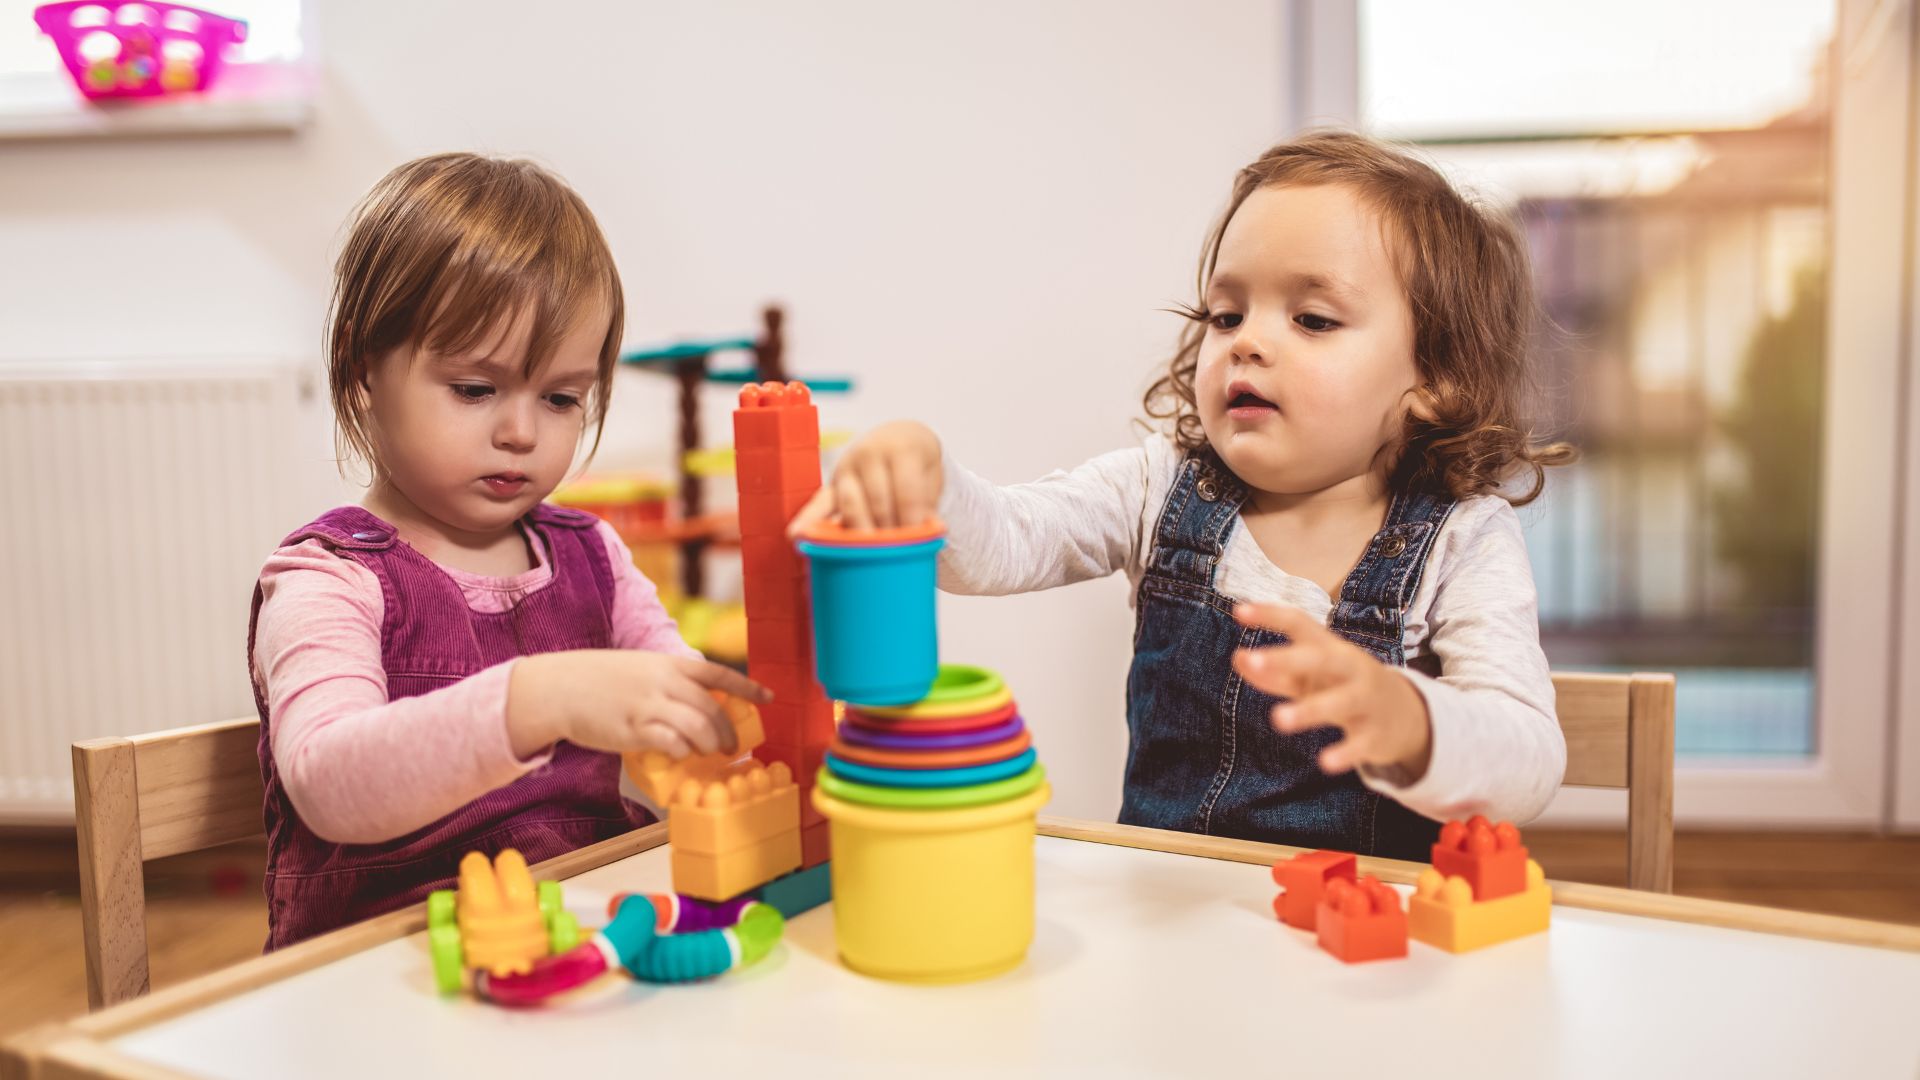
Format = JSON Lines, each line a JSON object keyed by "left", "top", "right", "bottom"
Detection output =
{"left": 411, "top": 232, "right": 614, "bottom": 379}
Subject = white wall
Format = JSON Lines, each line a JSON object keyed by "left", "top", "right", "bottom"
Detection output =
{"left": 0, "top": 1, "right": 1294, "bottom": 820}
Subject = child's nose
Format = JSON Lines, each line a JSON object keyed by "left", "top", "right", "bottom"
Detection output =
{"left": 493, "top": 399, "right": 537, "bottom": 451}
{"left": 1230, "top": 322, "right": 1274, "bottom": 366}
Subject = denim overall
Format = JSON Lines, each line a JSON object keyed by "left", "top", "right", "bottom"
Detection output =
{"left": 1120, "top": 447, "right": 1454, "bottom": 860}
{"left": 248, "top": 504, "right": 650, "bottom": 948}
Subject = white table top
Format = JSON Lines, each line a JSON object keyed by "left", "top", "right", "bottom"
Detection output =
{"left": 108, "top": 836, "right": 1920, "bottom": 1079}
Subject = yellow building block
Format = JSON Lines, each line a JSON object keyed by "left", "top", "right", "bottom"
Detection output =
{"left": 456, "top": 849, "right": 548, "bottom": 978}
{"left": 666, "top": 762, "right": 800, "bottom": 855}
{"left": 1408, "top": 858, "right": 1552, "bottom": 953}
{"left": 622, "top": 693, "right": 767, "bottom": 806}
{"left": 671, "top": 829, "right": 802, "bottom": 901}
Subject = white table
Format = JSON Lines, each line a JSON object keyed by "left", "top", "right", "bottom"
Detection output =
{"left": 13, "top": 821, "right": 1920, "bottom": 1079}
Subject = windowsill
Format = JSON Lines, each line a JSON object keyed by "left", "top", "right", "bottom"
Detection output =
{"left": 0, "top": 60, "right": 312, "bottom": 141}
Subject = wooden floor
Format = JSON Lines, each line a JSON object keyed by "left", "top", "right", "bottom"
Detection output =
{"left": 3, "top": 827, "right": 1918, "bottom": 1043}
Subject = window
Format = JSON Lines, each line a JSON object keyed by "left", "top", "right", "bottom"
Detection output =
{"left": 1361, "top": 0, "right": 1836, "bottom": 759}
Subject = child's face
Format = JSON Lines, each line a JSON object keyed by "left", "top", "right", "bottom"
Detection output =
{"left": 1194, "top": 183, "right": 1419, "bottom": 499}
{"left": 366, "top": 303, "right": 605, "bottom": 538}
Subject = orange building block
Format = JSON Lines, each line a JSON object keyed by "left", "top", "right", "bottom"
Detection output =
{"left": 672, "top": 831, "right": 802, "bottom": 902}
{"left": 738, "top": 488, "right": 816, "bottom": 540}
{"left": 801, "top": 820, "right": 830, "bottom": 868}
{"left": 1270, "top": 850, "right": 1358, "bottom": 931}
{"left": 661, "top": 761, "right": 800, "bottom": 856}
{"left": 1431, "top": 816, "right": 1529, "bottom": 901}
{"left": 1315, "top": 875, "right": 1407, "bottom": 963}
{"left": 736, "top": 446, "right": 824, "bottom": 495}
{"left": 741, "top": 535, "right": 807, "bottom": 583}
{"left": 1409, "top": 860, "right": 1551, "bottom": 953}
{"left": 733, "top": 382, "right": 820, "bottom": 449}
{"left": 744, "top": 616, "right": 812, "bottom": 664}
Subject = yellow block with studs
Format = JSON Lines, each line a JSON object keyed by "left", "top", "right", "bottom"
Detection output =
{"left": 1408, "top": 858, "right": 1551, "bottom": 953}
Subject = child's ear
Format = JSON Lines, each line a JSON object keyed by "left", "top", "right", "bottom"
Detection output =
{"left": 1405, "top": 383, "right": 1441, "bottom": 424}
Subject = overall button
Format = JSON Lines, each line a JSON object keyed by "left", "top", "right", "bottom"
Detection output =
{"left": 351, "top": 531, "right": 385, "bottom": 542}
{"left": 1379, "top": 536, "right": 1408, "bottom": 558}
{"left": 1196, "top": 477, "right": 1221, "bottom": 502}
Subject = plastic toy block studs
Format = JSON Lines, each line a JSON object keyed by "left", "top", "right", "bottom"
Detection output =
{"left": 426, "top": 849, "right": 581, "bottom": 994}
{"left": 671, "top": 831, "right": 802, "bottom": 902}
{"left": 1271, "top": 850, "right": 1358, "bottom": 931}
{"left": 623, "top": 692, "right": 766, "bottom": 807}
{"left": 663, "top": 760, "right": 801, "bottom": 856}
{"left": 1315, "top": 875, "right": 1408, "bottom": 963}
{"left": 1431, "top": 816, "right": 1529, "bottom": 901}
{"left": 734, "top": 382, "right": 820, "bottom": 450}
{"left": 1409, "top": 859, "right": 1551, "bottom": 953}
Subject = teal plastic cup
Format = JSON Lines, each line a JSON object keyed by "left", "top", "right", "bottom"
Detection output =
{"left": 795, "top": 535, "right": 945, "bottom": 706}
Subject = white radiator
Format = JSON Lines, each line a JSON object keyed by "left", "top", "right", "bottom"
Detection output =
{"left": 0, "top": 361, "right": 341, "bottom": 823}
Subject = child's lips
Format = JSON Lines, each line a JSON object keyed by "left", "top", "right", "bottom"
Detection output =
{"left": 1226, "top": 380, "right": 1279, "bottom": 419}
{"left": 481, "top": 473, "right": 529, "bottom": 496}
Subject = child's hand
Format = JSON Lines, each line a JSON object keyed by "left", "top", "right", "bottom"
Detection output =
{"left": 506, "top": 650, "right": 772, "bottom": 761}
{"left": 786, "top": 420, "right": 943, "bottom": 537}
{"left": 1229, "top": 603, "right": 1433, "bottom": 779}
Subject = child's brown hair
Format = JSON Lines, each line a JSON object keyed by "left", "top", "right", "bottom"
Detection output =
{"left": 1145, "top": 130, "right": 1574, "bottom": 504}
{"left": 326, "top": 152, "right": 625, "bottom": 474}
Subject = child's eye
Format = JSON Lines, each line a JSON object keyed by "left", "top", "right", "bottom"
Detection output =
{"left": 451, "top": 383, "right": 493, "bottom": 401}
{"left": 1296, "top": 313, "right": 1340, "bottom": 332}
{"left": 1208, "top": 311, "right": 1243, "bottom": 331}
{"left": 545, "top": 392, "right": 582, "bottom": 410}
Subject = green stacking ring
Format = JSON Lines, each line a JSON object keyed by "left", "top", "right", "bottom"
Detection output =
{"left": 856, "top": 664, "right": 1005, "bottom": 719}
{"left": 814, "top": 762, "right": 1047, "bottom": 810}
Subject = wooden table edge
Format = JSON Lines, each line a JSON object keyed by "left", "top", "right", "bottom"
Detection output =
{"left": 8, "top": 815, "right": 1918, "bottom": 1079}
{"left": 1036, "top": 816, "right": 1920, "bottom": 953}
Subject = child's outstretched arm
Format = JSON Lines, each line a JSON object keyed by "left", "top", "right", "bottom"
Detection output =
{"left": 1229, "top": 501, "right": 1565, "bottom": 825}
{"left": 255, "top": 544, "right": 766, "bottom": 844}
{"left": 787, "top": 420, "right": 1154, "bottom": 595}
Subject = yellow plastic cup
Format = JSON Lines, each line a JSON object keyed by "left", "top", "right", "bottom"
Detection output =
{"left": 811, "top": 781, "right": 1051, "bottom": 984}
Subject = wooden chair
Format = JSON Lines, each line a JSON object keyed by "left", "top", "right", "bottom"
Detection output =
{"left": 1552, "top": 672, "right": 1677, "bottom": 893}
{"left": 71, "top": 717, "right": 266, "bottom": 1010}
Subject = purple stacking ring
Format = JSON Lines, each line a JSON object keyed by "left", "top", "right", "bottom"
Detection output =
{"left": 837, "top": 714, "right": 1026, "bottom": 751}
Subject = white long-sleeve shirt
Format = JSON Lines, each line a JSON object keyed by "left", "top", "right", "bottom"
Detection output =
{"left": 936, "top": 433, "right": 1566, "bottom": 825}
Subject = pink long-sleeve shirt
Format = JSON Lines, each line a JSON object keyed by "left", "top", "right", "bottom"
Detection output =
{"left": 249, "top": 516, "right": 697, "bottom": 845}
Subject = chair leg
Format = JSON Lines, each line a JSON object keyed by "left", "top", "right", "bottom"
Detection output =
{"left": 1626, "top": 675, "right": 1676, "bottom": 893}
{"left": 72, "top": 738, "right": 151, "bottom": 1008}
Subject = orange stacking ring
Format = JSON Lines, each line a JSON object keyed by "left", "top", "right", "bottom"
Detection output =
{"left": 829, "top": 730, "right": 1032, "bottom": 771}
{"left": 843, "top": 699, "right": 1018, "bottom": 736}
{"left": 797, "top": 517, "right": 948, "bottom": 548}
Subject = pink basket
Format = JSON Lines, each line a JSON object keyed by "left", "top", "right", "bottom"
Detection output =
{"left": 33, "top": 2, "right": 247, "bottom": 102}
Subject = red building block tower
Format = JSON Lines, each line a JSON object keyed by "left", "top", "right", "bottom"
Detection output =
{"left": 733, "top": 381, "right": 835, "bottom": 868}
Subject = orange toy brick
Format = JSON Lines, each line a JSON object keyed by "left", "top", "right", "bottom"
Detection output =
{"left": 661, "top": 761, "right": 800, "bottom": 856}
{"left": 800, "top": 819, "right": 830, "bottom": 868}
{"left": 1409, "top": 859, "right": 1551, "bottom": 954}
{"left": 1315, "top": 875, "right": 1407, "bottom": 963}
{"left": 745, "top": 616, "right": 811, "bottom": 663}
{"left": 734, "top": 381, "right": 820, "bottom": 449}
{"left": 672, "top": 832, "right": 802, "bottom": 901}
{"left": 737, "top": 488, "right": 817, "bottom": 544}
{"left": 736, "top": 446, "right": 824, "bottom": 495}
{"left": 1431, "top": 816, "right": 1529, "bottom": 901}
{"left": 1270, "top": 850, "right": 1358, "bottom": 931}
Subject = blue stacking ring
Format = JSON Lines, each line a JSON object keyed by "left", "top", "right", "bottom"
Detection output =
{"left": 824, "top": 748, "right": 1039, "bottom": 790}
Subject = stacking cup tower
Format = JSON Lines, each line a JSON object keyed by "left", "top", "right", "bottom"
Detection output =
{"left": 796, "top": 522, "right": 1051, "bottom": 983}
